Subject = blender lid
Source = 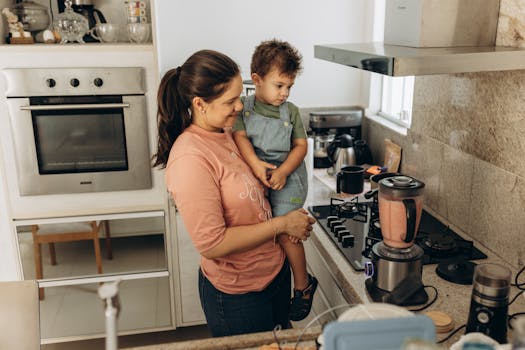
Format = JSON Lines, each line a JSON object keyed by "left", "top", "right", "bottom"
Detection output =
{"left": 379, "top": 175, "right": 425, "bottom": 198}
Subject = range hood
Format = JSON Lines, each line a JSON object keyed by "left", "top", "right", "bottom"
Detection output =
{"left": 314, "top": 42, "right": 525, "bottom": 76}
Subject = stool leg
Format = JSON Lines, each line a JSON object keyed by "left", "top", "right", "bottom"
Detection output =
{"left": 49, "top": 243, "right": 57, "bottom": 265}
{"left": 34, "top": 242, "right": 44, "bottom": 300}
{"left": 91, "top": 222, "right": 102, "bottom": 273}
{"left": 104, "top": 220, "right": 113, "bottom": 260}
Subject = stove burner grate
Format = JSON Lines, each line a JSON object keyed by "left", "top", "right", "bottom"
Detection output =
{"left": 330, "top": 197, "right": 368, "bottom": 222}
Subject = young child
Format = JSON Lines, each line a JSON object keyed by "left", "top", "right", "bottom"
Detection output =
{"left": 233, "top": 39, "right": 317, "bottom": 322}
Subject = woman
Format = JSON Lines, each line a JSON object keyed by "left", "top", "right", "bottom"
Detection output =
{"left": 153, "top": 50, "right": 315, "bottom": 337}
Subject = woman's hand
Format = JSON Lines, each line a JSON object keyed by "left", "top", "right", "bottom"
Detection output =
{"left": 279, "top": 208, "right": 316, "bottom": 241}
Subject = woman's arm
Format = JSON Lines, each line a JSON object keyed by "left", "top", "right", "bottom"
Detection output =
{"left": 202, "top": 209, "right": 314, "bottom": 259}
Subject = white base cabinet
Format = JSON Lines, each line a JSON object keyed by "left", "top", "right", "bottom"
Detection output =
{"left": 174, "top": 211, "right": 206, "bottom": 326}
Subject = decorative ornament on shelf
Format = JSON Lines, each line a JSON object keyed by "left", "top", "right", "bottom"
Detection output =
{"left": 2, "top": 7, "right": 34, "bottom": 44}
{"left": 53, "top": 0, "right": 88, "bottom": 44}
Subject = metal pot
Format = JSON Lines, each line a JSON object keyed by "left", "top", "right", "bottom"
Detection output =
{"left": 11, "top": 0, "right": 51, "bottom": 32}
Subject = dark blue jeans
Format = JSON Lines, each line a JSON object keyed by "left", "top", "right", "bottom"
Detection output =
{"left": 198, "top": 259, "right": 291, "bottom": 337}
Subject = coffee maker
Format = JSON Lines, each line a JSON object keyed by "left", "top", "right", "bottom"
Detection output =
{"left": 57, "top": 0, "right": 107, "bottom": 42}
{"left": 309, "top": 108, "right": 362, "bottom": 169}
{"left": 365, "top": 175, "right": 429, "bottom": 306}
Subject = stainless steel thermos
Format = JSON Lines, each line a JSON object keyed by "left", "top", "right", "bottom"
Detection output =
{"left": 465, "top": 263, "right": 511, "bottom": 343}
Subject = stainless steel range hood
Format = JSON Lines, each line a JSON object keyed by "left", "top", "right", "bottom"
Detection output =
{"left": 314, "top": 42, "right": 525, "bottom": 76}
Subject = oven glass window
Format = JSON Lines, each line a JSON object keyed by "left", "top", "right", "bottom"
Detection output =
{"left": 32, "top": 109, "right": 128, "bottom": 174}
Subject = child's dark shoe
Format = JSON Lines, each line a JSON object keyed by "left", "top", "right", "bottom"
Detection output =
{"left": 289, "top": 274, "right": 318, "bottom": 321}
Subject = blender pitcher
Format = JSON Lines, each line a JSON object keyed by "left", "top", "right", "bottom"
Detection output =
{"left": 378, "top": 175, "right": 425, "bottom": 248}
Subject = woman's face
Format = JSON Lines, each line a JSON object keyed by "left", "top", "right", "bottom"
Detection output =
{"left": 194, "top": 74, "right": 244, "bottom": 132}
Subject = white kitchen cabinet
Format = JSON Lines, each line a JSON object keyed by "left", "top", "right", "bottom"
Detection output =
{"left": 303, "top": 235, "right": 352, "bottom": 325}
{"left": 173, "top": 210, "right": 206, "bottom": 326}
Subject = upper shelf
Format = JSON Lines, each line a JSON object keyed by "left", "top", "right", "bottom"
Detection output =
{"left": 314, "top": 42, "right": 525, "bottom": 76}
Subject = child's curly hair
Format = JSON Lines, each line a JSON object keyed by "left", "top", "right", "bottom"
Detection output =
{"left": 251, "top": 39, "right": 303, "bottom": 78}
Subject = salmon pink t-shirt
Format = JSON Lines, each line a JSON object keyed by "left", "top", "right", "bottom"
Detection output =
{"left": 166, "top": 124, "right": 285, "bottom": 294}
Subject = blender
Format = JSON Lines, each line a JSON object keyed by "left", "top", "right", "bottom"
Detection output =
{"left": 365, "top": 175, "right": 428, "bottom": 306}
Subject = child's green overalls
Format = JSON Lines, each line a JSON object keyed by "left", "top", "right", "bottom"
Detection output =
{"left": 241, "top": 94, "right": 308, "bottom": 217}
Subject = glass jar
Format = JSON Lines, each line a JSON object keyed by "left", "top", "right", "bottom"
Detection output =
{"left": 53, "top": 0, "right": 89, "bottom": 44}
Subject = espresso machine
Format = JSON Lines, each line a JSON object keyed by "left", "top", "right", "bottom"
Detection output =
{"left": 309, "top": 107, "right": 362, "bottom": 168}
{"left": 365, "top": 175, "right": 429, "bottom": 306}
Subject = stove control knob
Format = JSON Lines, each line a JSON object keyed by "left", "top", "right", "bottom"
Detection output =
{"left": 70, "top": 78, "right": 80, "bottom": 87}
{"left": 333, "top": 226, "right": 346, "bottom": 237}
{"left": 326, "top": 216, "right": 339, "bottom": 226}
{"left": 328, "top": 220, "right": 343, "bottom": 230}
{"left": 93, "top": 78, "right": 104, "bottom": 87}
{"left": 337, "top": 229, "right": 350, "bottom": 242}
{"left": 46, "top": 78, "right": 56, "bottom": 88}
{"left": 342, "top": 234, "right": 355, "bottom": 248}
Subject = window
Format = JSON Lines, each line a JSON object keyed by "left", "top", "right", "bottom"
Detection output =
{"left": 378, "top": 75, "right": 414, "bottom": 128}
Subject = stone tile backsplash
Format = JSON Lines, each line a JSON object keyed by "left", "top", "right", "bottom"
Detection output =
{"left": 364, "top": 0, "right": 525, "bottom": 268}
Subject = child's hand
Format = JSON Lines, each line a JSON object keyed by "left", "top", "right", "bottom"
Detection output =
{"left": 268, "top": 168, "right": 287, "bottom": 190}
{"left": 253, "top": 160, "right": 277, "bottom": 187}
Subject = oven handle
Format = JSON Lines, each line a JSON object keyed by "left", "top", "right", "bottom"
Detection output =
{"left": 20, "top": 103, "right": 130, "bottom": 111}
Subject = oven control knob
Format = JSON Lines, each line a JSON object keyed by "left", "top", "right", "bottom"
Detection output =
{"left": 93, "top": 78, "right": 104, "bottom": 87}
{"left": 70, "top": 78, "right": 80, "bottom": 87}
{"left": 46, "top": 78, "right": 56, "bottom": 88}
{"left": 342, "top": 234, "right": 355, "bottom": 248}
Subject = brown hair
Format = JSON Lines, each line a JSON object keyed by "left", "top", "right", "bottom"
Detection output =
{"left": 153, "top": 50, "right": 240, "bottom": 168}
{"left": 250, "top": 39, "right": 303, "bottom": 78}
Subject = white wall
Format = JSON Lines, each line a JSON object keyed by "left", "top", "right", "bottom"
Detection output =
{"left": 154, "top": 0, "right": 374, "bottom": 108}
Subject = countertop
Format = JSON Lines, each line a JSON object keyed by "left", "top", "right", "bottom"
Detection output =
{"left": 128, "top": 170, "right": 525, "bottom": 350}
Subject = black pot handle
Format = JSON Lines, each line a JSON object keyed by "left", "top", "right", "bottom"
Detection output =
{"left": 336, "top": 171, "right": 342, "bottom": 193}
{"left": 403, "top": 199, "right": 417, "bottom": 243}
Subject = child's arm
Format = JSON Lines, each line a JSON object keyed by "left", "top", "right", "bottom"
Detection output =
{"left": 233, "top": 130, "right": 276, "bottom": 188}
{"left": 268, "top": 138, "right": 307, "bottom": 191}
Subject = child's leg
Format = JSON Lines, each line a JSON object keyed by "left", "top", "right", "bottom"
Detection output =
{"left": 277, "top": 234, "right": 308, "bottom": 290}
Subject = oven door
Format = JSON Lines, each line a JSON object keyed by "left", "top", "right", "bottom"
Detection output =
{"left": 7, "top": 95, "right": 152, "bottom": 195}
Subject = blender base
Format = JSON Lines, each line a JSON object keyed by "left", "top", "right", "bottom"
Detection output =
{"left": 365, "top": 278, "right": 429, "bottom": 306}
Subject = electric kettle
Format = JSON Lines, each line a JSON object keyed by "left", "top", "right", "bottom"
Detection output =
{"left": 326, "top": 133, "right": 356, "bottom": 175}
{"left": 378, "top": 175, "right": 425, "bottom": 248}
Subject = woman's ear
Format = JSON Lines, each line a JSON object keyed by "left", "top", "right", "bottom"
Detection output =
{"left": 192, "top": 96, "right": 206, "bottom": 114}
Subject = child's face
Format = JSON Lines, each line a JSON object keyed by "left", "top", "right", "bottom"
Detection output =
{"left": 252, "top": 67, "right": 296, "bottom": 106}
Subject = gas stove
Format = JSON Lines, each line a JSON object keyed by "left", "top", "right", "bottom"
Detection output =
{"left": 308, "top": 196, "right": 487, "bottom": 271}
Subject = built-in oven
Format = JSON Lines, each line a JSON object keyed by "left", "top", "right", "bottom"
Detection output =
{"left": 2, "top": 67, "right": 152, "bottom": 196}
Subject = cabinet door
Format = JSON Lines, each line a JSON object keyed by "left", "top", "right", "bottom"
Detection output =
{"left": 175, "top": 212, "right": 206, "bottom": 325}
{"left": 303, "top": 238, "right": 351, "bottom": 323}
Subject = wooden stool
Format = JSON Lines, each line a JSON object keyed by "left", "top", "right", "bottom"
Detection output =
{"left": 31, "top": 220, "right": 111, "bottom": 300}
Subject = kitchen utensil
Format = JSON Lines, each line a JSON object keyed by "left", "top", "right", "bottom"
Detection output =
{"left": 10, "top": 0, "right": 50, "bottom": 33}
{"left": 384, "top": 139, "right": 401, "bottom": 173}
{"left": 465, "top": 263, "right": 511, "bottom": 344}
{"left": 378, "top": 175, "right": 425, "bottom": 249}
{"left": 53, "top": 0, "right": 89, "bottom": 44}
{"left": 127, "top": 22, "right": 150, "bottom": 43}
{"left": 89, "top": 23, "right": 119, "bottom": 43}
{"left": 336, "top": 165, "right": 364, "bottom": 195}
{"left": 327, "top": 133, "right": 356, "bottom": 175}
